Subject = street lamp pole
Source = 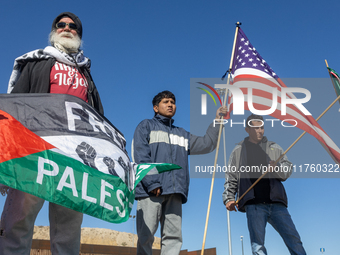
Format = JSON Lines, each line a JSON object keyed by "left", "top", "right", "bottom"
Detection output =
{"left": 129, "top": 215, "right": 136, "bottom": 247}
{"left": 240, "top": 236, "right": 244, "bottom": 255}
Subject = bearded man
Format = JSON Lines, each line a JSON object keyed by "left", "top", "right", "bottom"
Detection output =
{"left": 0, "top": 12, "right": 103, "bottom": 255}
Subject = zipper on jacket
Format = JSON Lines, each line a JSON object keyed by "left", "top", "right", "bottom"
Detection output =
{"left": 167, "top": 120, "right": 176, "bottom": 193}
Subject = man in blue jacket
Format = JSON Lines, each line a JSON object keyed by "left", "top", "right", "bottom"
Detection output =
{"left": 132, "top": 90, "right": 226, "bottom": 255}
{"left": 222, "top": 114, "right": 306, "bottom": 255}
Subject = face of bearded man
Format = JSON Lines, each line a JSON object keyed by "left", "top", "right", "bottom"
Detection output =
{"left": 49, "top": 30, "right": 82, "bottom": 54}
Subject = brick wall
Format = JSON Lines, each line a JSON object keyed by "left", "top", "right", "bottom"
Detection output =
{"left": 30, "top": 240, "right": 216, "bottom": 255}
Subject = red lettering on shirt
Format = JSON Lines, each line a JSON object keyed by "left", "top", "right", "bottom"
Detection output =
{"left": 50, "top": 61, "right": 88, "bottom": 102}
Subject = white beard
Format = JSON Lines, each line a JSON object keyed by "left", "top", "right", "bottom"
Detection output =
{"left": 50, "top": 31, "right": 82, "bottom": 54}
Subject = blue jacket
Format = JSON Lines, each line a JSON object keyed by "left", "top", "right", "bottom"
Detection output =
{"left": 132, "top": 114, "right": 220, "bottom": 203}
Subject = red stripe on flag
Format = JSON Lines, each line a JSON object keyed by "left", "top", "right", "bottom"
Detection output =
{"left": 233, "top": 75, "right": 285, "bottom": 91}
{"left": 0, "top": 110, "right": 55, "bottom": 163}
{"left": 226, "top": 27, "right": 340, "bottom": 164}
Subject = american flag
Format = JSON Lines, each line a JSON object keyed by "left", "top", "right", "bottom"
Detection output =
{"left": 226, "top": 27, "right": 340, "bottom": 164}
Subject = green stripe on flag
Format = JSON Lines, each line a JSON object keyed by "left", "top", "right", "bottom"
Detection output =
{"left": 327, "top": 67, "right": 340, "bottom": 104}
{"left": 0, "top": 150, "right": 180, "bottom": 223}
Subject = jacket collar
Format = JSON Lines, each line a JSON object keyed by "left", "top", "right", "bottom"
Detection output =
{"left": 242, "top": 136, "right": 269, "bottom": 152}
{"left": 154, "top": 114, "right": 174, "bottom": 126}
{"left": 239, "top": 136, "right": 268, "bottom": 146}
{"left": 244, "top": 136, "right": 268, "bottom": 144}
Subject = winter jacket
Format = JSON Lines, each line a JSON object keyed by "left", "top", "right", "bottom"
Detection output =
{"left": 11, "top": 58, "right": 104, "bottom": 115}
{"left": 132, "top": 114, "right": 220, "bottom": 204}
{"left": 222, "top": 136, "right": 293, "bottom": 212}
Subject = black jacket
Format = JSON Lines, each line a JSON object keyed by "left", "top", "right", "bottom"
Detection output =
{"left": 11, "top": 58, "right": 104, "bottom": 115}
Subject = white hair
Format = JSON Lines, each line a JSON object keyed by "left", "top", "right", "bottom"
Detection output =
{"left": 49, "top": 30, "right": 83, "bottom": 53}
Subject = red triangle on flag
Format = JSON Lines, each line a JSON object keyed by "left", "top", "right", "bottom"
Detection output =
{"left": 0, "top": 110, "right": 55, "bottom": 163}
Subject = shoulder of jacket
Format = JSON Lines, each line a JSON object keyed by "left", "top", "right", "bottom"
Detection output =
{"left": 267, "top": 141, "right": 284, "bottom": 154}
{"left": 175, "top": 125, "right": 188, "bottom": 135}
{"left": 137, "top": 118, "right": 153, "bottom": 127}
{"left": 268, "top": 141, "right": 281, "bottom": 149}
{"left": 231, "top": 142, "right": 243, "bottom": 154}
{"left": 137, "top": 118, "right": 163, "bottom": 130}
{"left": 23, "top": 57, "right": 54, "bottom": 67}
{"left": 30, "top": 58, "right": 55, "bottom": 70}
{"left": 36, "top": 57, "right": 55, "bottom": 63}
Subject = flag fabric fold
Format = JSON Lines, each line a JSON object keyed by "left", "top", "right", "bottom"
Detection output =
{"left": 0, "top": 94, "right": 181, "bottom": 223}
{"left": 226, "top": 27, "right": 340, "bottom": 164}
{"left": 327, "top": 67, "right": 340, "bottom": 104}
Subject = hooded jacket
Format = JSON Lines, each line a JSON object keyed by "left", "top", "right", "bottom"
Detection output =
{"left": 132, "top": 114, "right": 220, "bottom": 204}
{"left": 222, "top": 136, "right": 293, "bottom": 212}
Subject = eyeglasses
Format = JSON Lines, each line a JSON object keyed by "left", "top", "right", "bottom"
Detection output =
{"left": 56, "top": 22, "right": 77, "bottom": 30}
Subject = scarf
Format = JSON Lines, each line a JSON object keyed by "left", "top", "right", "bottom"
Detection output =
{"left": 7, "top": 46, "right": 91, "bottom": 93}
{"left": 1, "top": 46, "right": 91, "bottom": 195}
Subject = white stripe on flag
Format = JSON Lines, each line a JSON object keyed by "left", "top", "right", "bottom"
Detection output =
{"left": 227, "top": 27, "right": 340, "bottom": 164}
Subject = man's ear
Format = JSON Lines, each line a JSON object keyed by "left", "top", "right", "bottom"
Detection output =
{"left": 153, "top": 105, "right": 158, "bottom": 114}
{"left": 245, "top": 127, "right": 250, "bottom": 134}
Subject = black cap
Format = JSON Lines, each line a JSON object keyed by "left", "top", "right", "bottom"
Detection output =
{"left": 52, "top": 12, "right": 83, "bottom": 39}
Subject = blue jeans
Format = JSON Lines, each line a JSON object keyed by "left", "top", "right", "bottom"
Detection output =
{"left": 245, "top": 203, "right": 306, "bottom": 255}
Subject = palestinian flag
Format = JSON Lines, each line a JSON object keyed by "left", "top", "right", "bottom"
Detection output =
{"left": 0, "top": 94, "right": 180, "bottom": 223}
{"left": 327, "top": 67, "right": 340, "bottom": 105}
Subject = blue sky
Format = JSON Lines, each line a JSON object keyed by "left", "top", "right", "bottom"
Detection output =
{"left": 1, "top": 1, "right": 340, "bottom": 254}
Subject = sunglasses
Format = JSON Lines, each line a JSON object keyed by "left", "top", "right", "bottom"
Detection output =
{"left": 56, "top": 22, "right": 77, "bottom": 30}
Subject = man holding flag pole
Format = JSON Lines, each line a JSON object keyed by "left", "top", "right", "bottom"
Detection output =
{"left": 222, "top": 114, "right": 306, "bottom": 255}
{"left": 217, "top": 23, "right": 340, "bottom": 255}
{"left": 132, "top": 90, "right": 227, "bottom": 255}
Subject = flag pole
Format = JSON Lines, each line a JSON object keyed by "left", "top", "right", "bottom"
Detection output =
{"left": 224, "top": 134, "right": 233, "bottom": 255}
{"left": 236, "top": 92, "right": 340, "bottom": 204}
{"left": 221, "top": 91, "right": 233, "bottom": 255}
{"left": 200, "top": 22, "right": 241, "bottom": 255}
